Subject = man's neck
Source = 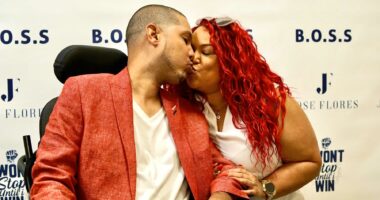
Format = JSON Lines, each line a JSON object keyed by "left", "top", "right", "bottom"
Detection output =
{"left": 128, "top": 64, "right": 162, "bottom": 117}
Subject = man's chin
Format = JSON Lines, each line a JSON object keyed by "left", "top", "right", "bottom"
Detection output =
{"left": 175, "top": 76, "right": 186, "bottom": 85}
{"left": 166, "top": 75, "right": 186, "bottom": 85}
{"left": 176, "top": 71, "right": 188, "bottom": 83}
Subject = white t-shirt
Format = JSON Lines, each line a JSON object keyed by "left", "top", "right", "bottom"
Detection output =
{"left": 133, "top": 100, "right": 190, "bottom": 200}
{"left": 203, "top": 102, "right": 304, "bottom": 200}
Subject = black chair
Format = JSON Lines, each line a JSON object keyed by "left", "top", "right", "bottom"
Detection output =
{"left": 17, "top": 45, "right": 128, "bottom": 192}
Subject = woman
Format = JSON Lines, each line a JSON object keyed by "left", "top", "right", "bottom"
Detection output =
{"left": 184, "top": 17, "right": 321, "bottom": 199}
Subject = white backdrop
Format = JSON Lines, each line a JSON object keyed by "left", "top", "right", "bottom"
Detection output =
{"left": 1, "top": 0, "right": 379, "bottom": 199}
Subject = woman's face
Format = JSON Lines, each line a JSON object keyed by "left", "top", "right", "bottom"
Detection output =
{"left": 186, "top": 26, "right": 221, "bottom": 95}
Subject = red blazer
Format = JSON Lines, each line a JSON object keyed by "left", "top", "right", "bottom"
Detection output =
{"left": 31, "top": 68, "right": 247, "bottom": 200}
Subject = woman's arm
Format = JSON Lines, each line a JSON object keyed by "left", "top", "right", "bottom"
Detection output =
{"left": 228, "top": 95, "right": 321, "bottom": 199}
{"left": 263, "top": 95, "right": 322, "bottom": 197}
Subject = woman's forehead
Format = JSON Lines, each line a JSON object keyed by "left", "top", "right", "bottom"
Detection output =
{"left": 193, "top": 26, "right": 211, "bottom": 44}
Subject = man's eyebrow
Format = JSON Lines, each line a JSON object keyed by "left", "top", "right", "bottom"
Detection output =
{"left": 182, "top": 31, "right": 192, "bottom": 38}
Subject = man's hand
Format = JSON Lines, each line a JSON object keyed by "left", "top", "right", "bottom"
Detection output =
{"left": 209, "top": 192, "right": 233, "bottom": 200}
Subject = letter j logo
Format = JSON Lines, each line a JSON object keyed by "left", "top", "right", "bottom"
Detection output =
{"left": 316, "top": 73, "right": 332, "bottom": 94}
{"left": 1, "top": 78, "right": 20, "bottom": 102}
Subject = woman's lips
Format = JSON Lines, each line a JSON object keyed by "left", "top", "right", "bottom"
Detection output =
{"left": 190, "top": 64, "right": 198, "bottom": 71}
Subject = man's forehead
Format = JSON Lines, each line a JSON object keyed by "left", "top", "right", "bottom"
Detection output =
{"left": 162, "top": 15, "right": 191, "bottom": 35}
{"left": 170, "top": 23, "right": 192, "bottom": 36}
{"left": 177, "top": 14, "right": 191, "bottom": 28}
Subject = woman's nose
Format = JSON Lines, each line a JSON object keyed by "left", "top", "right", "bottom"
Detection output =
{"left": 191, "top": 51, "right": 200, "bottom": 64}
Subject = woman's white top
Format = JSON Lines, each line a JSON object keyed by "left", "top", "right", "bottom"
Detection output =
{"left": 203, "top": 102, "right": 304, "bottom": 200}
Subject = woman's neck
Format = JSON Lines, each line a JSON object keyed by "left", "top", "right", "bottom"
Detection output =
{"left": 206, "top": 92, "right": 227, "bottom": 111}
{"left": 206, "top": 91, "right": 228, "bottom": 131}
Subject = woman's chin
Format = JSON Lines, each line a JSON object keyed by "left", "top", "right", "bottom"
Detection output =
{"left": 185, "top": 79, "right": 198, "bottom": 90}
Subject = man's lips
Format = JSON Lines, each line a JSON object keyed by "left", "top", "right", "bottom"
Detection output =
{"left": 189, "top": 64, "right": 197, "bottom": 72}
{"left": 185, "top": 65, "right": 197, "bottom": 76}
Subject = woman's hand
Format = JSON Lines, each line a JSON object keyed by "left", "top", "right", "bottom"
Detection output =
{"left": 227, "top": 168, "right": 266, "bottom": 199}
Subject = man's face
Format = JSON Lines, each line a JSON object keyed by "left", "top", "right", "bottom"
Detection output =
{"left": 161, "top": 16, "right": 194, "bottom": 84}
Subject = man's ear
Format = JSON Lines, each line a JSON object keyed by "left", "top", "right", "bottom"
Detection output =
{"left": 146, "top": 23, "right": 160, "bottom": 46}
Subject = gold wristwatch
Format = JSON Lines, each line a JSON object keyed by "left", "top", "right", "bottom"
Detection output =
{"left": 262, "top": 179, "right": 276, "bottom": 200}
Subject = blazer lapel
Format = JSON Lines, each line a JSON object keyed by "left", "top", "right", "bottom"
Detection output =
{"left": 110, "top": 68, "right": 136, "bottom": 199}
{"left": 161, "top": 90, "right": 199, "bottom": 199}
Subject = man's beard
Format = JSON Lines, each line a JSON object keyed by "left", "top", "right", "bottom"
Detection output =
{"left": 162, "top": 51, "right": 186, "bottom": 84}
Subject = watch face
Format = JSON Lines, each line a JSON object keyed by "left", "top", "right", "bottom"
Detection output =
{"left": 265, "top": 182, "right": 275, "bottom": 193}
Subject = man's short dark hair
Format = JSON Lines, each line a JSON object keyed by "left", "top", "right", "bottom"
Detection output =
{"left": 125, "top": 4, "right": 185, "bottom": 46}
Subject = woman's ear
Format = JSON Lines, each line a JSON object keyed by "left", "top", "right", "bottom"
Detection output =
{"left": 146, "top": 23, "right": 160, "bottom": 46}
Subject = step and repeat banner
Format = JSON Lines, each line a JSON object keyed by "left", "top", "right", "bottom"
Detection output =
{"left": 1, "top": 0, "right": 379, "bottom": 199}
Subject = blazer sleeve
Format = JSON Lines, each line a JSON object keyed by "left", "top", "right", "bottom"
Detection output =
{"left": 209, "top": 139, "right": 249, "bottom": 199}
{"left": 30, "top": 77, "right": 84, "bottom": 200}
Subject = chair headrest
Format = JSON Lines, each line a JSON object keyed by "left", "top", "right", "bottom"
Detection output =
{"left": 54, "top": 45, "right": 128, "bottom": 83}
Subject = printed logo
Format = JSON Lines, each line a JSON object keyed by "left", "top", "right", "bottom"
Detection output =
{"left": 298, "top": 73, "right": 359, "bottom": 110}
{"left": 1, "top": 79, "right": 20, "bottom": 102}
{"left": 1, "top": 78, "right": 43, "bottom": 119}
{"left": 5, "top": 151, "right": 17, "bottom": 163}
{"left": 92, "top": 29, "right": 125, "bottom": 44}
{"left": 316, "top": 73, "right": 332, "bottom": 95}
{"left": 295, "top": 29, "right": 352, "bottom": 43}
{"left": 0, "top": 29, "right": 49, "bottom": 45}
{"left": 315, "top": 137, "right": 345, "bottom": 192}
{"left": 246, "top": 29, "right": 253, "bottom": 40}
{"left": 4, "top": 108, "right": 42, "bottom": 119}
{"left": 0, "top": 150, "right": 26, "bottom": 199}
{"left": 91, "top": 28, "right": 254, "bottom": 43}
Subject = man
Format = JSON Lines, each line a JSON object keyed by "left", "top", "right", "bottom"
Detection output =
{"left": 30, "top": 4, "right": 247, "bottom": 200}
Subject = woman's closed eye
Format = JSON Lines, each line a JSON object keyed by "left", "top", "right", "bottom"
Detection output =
{"left": 202, "top": 47, "right": 215, "bottom": 55}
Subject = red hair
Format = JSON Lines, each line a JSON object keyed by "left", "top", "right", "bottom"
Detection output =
{"left": 193, "top": 19, "right": 291, "bottom": 170}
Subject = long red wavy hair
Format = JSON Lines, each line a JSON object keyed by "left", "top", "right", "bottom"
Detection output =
{"left": 190, "top": 19, "right": 291, "bottom": 169}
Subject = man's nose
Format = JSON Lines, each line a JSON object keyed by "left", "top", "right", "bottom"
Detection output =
{"left": 188, "top": 45, "right": 194, "bottom": 58}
